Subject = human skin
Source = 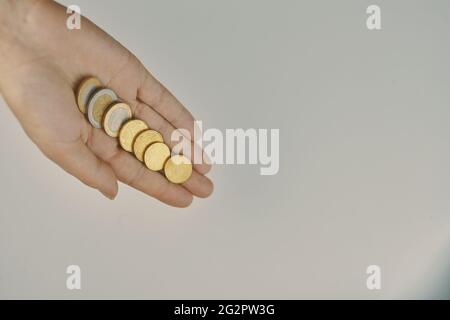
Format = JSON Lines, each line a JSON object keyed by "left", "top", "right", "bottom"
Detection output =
{"left": 0, "top": 0, "right": 213, "bottom": 207}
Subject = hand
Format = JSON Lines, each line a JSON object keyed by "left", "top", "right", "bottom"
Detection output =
{"left": 0, "top": 0, "right": 213, "bottom": 207}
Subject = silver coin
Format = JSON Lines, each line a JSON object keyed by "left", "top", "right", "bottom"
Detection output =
{"left": 102, "top": 102, "right": 132, "bottom": 137}
{"left": 87, "top": 88, "right": 118, "bottom": 128}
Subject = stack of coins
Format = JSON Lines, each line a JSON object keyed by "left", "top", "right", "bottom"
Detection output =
{"left": 76, "top": 76, "right": 192, "bottom": 184}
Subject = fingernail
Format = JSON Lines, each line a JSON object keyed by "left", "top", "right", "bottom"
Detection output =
{"left": 100, "top": 190, "right": 116, "bottom": 200}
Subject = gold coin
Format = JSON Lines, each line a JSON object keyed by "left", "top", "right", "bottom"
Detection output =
{"left": 133, "top": 129, "right": 164, "bottom": 162}
{"left": 118, "top": 119, "right": 148, "bottom": 152}
{"left": 76, "top": 77, "right": 102, "bottom": 114}
{"left": 87, "top": 88, "right": 118, "bottom": 128}
{"left": 102, "top": 102, "right": 132, "bottom": 137}
{"left": 164, "top": 155, "right": 193, "bottom": 184}
{"left": 144, "top": 142, "right": 171, "bottom": 171}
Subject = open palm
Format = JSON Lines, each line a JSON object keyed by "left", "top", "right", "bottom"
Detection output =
{"left": 0, "top": 1, "right": 212, "bottom": 207}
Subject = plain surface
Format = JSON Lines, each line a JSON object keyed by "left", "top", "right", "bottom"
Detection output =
{"left": 0, "top": 0, "right": 449, "bottom": 299}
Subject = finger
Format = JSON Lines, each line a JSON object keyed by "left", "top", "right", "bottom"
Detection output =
{"left": 138, "top": 69, "right": 198, "bottom": 140}
{"left": 107, "top": 148, "right": 194, "bottom": 208}
{"left": 41, "top": 139, "right": 118, "bottom": 199}
{"left": 133, "top": 101, "right": 212, "bottom": 175}
{"left": 86, "top": 128, "right": 194, "bottom": 207}
{"left": 182, "top": 170, "right": 214, "bottom": 198}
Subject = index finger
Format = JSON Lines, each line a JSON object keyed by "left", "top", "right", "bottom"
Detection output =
{"left": 137, "top": 67, "right": 199, "bottom": 141}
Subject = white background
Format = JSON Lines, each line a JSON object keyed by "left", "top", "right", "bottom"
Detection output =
{"left": 0, "top": 0, "right": 449, "bottom": 298}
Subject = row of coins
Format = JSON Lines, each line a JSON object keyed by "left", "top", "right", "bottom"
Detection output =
{"left": 76, "top": 76, "right": 192, "bottom": 184}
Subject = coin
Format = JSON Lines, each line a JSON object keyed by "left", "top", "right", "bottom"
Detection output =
{"left": 87, "top": 88, "right": 118, "bottom": 128}
{"left": 164, "top": 155, "right": 193, "bottom": 184}
{"left": 133, "top": 129, "right": 164, "bottom": 162}
{"left": 76, "top": 77, "right": 102, "bottom": 114}
{"left": 102, "top": 102, "right": 132, "bottom": 137}
{"left": 144, "top": 142, "right": 171, "bottom": 171}
{"left": 118, "top": 119, "right": 148, "bottom": 152}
